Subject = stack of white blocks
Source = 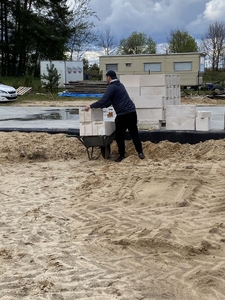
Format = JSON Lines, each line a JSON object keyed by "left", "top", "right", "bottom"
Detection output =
{"left": 120, "top": 74, "right": 180, "bottom": 129}
{"left": 166, "top": 106, "right": 212, "bottom": 131}
{"left": 79, "top": 108, "right": 115, "bottom": 136}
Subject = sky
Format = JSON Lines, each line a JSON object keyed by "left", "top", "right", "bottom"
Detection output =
{"left": 84, "top": 0, "right": 225, "bottom": 63}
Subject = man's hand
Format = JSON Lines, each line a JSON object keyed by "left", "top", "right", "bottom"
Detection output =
{"left": 85, "top": 105, "right": 90, "bottom": 111}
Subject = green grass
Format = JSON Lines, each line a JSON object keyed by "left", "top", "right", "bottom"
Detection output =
{"left": 0, "top": 76, "right": 42, "bottom": 90}
{"left": 0, "top": 76, "right": 101, "bottom": 104}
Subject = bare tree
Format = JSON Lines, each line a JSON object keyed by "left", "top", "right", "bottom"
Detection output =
{"left": 201, "top": 21, "right": 225, "bottom": 71}
{"left": 96, "top": 26, "right": 117, "bottom": 55}
{"left": 67, "top": 0, "right": 99, "bottom": 60}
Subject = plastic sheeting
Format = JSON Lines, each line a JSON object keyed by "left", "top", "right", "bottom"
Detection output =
{"left": 58, "top": 92, "right": 103, "bottom": 98}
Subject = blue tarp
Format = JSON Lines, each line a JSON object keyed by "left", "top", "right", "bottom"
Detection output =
{"left": 58, "top": 92, "right": 103, "bottom": 98}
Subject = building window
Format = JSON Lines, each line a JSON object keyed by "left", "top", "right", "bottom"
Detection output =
{"left": 125, "top": 63, "right": 131, "bottom": 67}
{"left": 144, "top": 63, "right": 161, "bottom": 72}
{"left": 106, "top": 64, "right": 118, "bottom": 71}
{"left": 174, "top": 62, "right": 192, "bottom": 71}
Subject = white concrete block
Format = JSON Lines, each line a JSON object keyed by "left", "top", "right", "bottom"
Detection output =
{"left": 92, "top": 121, "right": 115, "bottom": 136}
{"left": 166, "top": 75, "right": 173, "bottom": 86}
{"left": 196, "top": 111, "right": 212, "bottom": 118}
{"left": 166, "top": 117, "right": 196, "bottom": 131}
{"left": 140, "top": 74, "right": 170, "bottom": 87}
{"left": 173, "top": 97, "right": 181, "bottom": 105}
{"left": 79, "top": 108, "right": 103, "bottom": 122}
{"left": 196, "top": 117, "right": 211, "bottom": 131}
{"left": 173, "top": 86, "right": 181, "bottom": 98}
{"left": 120, "top": 75, "right": 141, "bottom": 87}
{"left": 125, "top": 86, "right": 141, "bottom": 97}
{"left": 163, "top": 97, "right": 181, "bottom": 108}
{"left": 163, "top": 97, "right": 174, "bottom": 107}
{"left": 172, "top": 75, "right": 180, "bottom": 85}
{"left": 167, "top": 87, "right": 172, "bottom": 98}
{"left": 131, "top": 95, "right": 164, "bottom": 108}
{"left": 140, "top": 86, "right": 169, "bottom": 96}
{"left": 166, "top": 105, "right": 196, "bottom": 118}
{"left": 138, "top": 119, "right": 162, "bottom": 130}
{"left": 79, "top": 122, "right": 93, "bottom": 136}
{"left": 137, "top": 108, "right": 165, "bottom": 121}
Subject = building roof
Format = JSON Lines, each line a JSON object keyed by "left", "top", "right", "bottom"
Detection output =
{"left": 99, "top": 52, "right": 206, "bottom": 58}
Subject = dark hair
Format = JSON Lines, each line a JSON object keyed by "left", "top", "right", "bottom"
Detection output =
{"left": 106, "top": 70, "right": 117, "bottom": 79}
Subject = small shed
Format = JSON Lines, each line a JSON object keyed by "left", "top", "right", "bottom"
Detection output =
{"left": 40, "top": 60, "right": 83, "bottom": 88}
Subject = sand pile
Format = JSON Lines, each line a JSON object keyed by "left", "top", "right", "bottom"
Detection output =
{"left": 1, "top": 130, "right": 225, "bottom": 299}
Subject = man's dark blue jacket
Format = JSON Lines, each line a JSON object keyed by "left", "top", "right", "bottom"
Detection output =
{"left": 90, "top": 79, "right": 136, "bottom": 116}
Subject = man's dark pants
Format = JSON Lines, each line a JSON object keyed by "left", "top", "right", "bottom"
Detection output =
{"left": 115, "top": 111, "right": 143, "bottom": 157}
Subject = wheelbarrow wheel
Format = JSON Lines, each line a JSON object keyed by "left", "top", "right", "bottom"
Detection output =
{"left": 100, "top": 145, "right": 111, "bottom": 159}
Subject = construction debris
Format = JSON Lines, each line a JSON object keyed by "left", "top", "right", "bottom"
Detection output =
{"left": 64, "top": 81, "right": 107, "bottom": 94}
{"left": 16, "top": 86, "right": 32, "bottom": 96}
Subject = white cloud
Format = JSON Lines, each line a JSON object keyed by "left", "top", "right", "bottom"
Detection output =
{"left": 83, "top": 0, "right": 225, "bottom": 63}
{"left": 187, "top": 0, "right": 225, "bottom": 37}
{"left": 83, "top": 50, "right": 104, "bottom": 65}
{"left": 89, "top": 0, "right": 225, "bottom": 46}
{"left": 204, "top": 0, "right": 225, "bottom": 20}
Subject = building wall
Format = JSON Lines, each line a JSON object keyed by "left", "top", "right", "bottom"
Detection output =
{"left": 40, "top": 60, "right": 83, "bottom": 88}
{"left": 99, "top": 53, "right": 205, "bottom": 87}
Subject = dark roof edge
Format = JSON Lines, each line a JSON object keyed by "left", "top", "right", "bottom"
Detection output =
{"left": 99, "top": 52, "right": 206, "bottom": 58}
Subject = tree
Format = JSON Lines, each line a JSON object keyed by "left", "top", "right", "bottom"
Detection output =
{"left": 96, "top": 26, "right": 117, "bottom": 55}
{"left": 201, "top": 21, "right": 225, "bottom": 71}
{"left": 41, "top": 63, "right": 61, "bottom": 92}
{"left": 167, "top": 28, "right": 198, "bottom": 53}
{"left": 0, "top": 0, "right": 13, "bottom": 76}
{"left": 82, "top": 57, "right": 89, "bottom": 76}
{"left": 67, "top": 0, "right": 98, "bottom": 60}
{"left": 82, "top": 58, "right": 101, "bottom": 80}
{"left": 0, "top": 0, "right": 72, "bottom": 76}
{"left": 118, "top": 31, "right": 156, "bottom": 55}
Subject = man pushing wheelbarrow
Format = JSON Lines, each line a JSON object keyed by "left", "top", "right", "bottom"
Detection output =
{"left": 85, "top": 70, "right": 145, "bottom": 162}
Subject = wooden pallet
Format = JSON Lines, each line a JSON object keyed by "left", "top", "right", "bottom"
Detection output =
{"left": 16, "top": 86, "right": 32, "bottom": 96}
{"left": 64, "top": 81, "right": 107, "bottom": 94}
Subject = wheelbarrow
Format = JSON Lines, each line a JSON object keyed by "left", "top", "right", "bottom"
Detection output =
{"left": 67, "top": 131, "right": 115, "bottom": 160}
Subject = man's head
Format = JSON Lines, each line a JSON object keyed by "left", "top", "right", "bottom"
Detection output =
{"left": 106, "top": 70, "right": 117, "bottom": 83}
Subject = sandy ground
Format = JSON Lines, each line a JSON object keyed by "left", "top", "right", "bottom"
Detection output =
{"left": 1, "top": 96, "right": 225, "bottom": 300}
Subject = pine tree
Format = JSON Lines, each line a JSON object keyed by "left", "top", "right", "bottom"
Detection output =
{"left": 41, "top": 63, "right": 61, "bottom": 92}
